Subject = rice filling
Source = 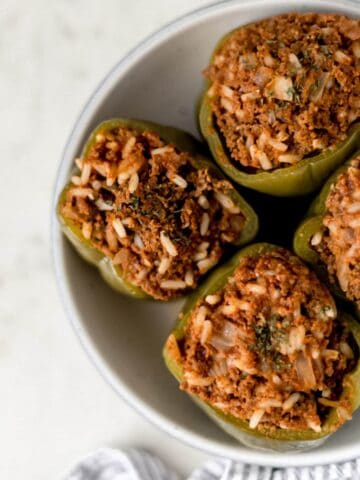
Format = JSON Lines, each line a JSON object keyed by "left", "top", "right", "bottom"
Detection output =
{"left": 179, "top": 249, "right": 356, "bottom": 432}
{"left": 206, "top": 13, "right": 360, "bottom": 171}
{"left": 312, "top": 157, "right": 360, "bottom": 309}
{"left": 60, "top": 125, "right": 245, "bottom": 300}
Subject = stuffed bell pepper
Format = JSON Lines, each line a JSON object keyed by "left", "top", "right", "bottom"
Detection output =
{"left": 294, "top": 152, "right": 360, "bottom": 316}
{"left": 163, "top": 243, "right": 360, "bottom": 451}
{"left": 199, "top": 13, "right": 360, "bottom": 196}
{"left": 57, "top": 119, "right": 258, "bottom": 300}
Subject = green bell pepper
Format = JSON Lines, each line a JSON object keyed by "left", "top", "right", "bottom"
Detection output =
{"left": 57, "top": 118, "right": 259, "bottom": 300}
{"left": 198, "top": 27, "right": 360, "bottom": 197}
{"left": 163, "top": 242, "right": 360, "bottom": 451}
{"left": 294, "top": 152, "right": 360, "bottom": 316}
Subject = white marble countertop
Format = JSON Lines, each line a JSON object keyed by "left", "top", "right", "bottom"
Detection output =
{"left": 0, "top": 1, "right": 214, "bottom": 478}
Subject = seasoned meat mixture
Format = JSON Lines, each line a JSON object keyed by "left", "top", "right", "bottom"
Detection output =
{"left": 60, "top": 126, "right": 246, "bottom": 300}
{"left": 178, "top": 249, "right": 356, "bottom": 432}
{"left": 312, "top": 157, "right": 360, "bottom": 309}
{"left": 206, "top": 13, "right": 360, "bottom": 171}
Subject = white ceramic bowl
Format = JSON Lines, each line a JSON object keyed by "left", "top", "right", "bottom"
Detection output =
{"left": 52, "top": 0, "right": 360, "bottom": 467}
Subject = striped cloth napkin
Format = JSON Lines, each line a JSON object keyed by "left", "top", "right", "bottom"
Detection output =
{"left": 63, "top": 447, "right": 360, "bottom": 480}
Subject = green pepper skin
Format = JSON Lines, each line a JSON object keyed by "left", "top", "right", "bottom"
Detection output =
{"left": 57, "top": 118, "right": 259, "bottom": 300}
{"left": 163, "top": 242, "right": 360, "bottom": 451}
{"left": 294, "top": 152, "right": 360, "bottom": 317}
{"left": 198, "top": 27, "right": 360, "bottom": 197}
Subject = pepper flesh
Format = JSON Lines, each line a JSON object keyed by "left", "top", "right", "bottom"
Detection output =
{"left": 199, "top": 17, "right": 360, "bottom": 196}
{"left": 294, "top": 152, "right": 360, "bottom": 317}
{"left": 163, "top": 243, "right": 360, "bottom": 451}
{"left": 57, "top": 118, "right": 259, "bottom": 299}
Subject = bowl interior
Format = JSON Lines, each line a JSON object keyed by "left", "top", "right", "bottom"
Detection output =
{"left": 53, "top": 0, "right": 360, "bottom": 467}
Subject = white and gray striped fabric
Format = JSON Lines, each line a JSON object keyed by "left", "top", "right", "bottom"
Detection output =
{"left": 63, "top": 448, "right": 360, "bottom": 480}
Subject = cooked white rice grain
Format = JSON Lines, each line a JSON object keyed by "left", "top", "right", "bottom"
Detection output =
{"left": 142, "top": 258, "right": 152, "bottom": 268}
{"left": 169, "top": 174, "right": 188, "bottom": 189}
{"left": 222, "top": 304, "right": 236, "bottom": 315}
{"left": 122, "top": 217, "right": 132, "bottom": 226}
{"left": 128, "top": 172, "right": 139, "bottom": 193}
{"left": 289, "top": 53, "right": 302, "bottom": 70}
{"left": 82, "top": 222, "right": 92, "bottom": 240}
{"left": 193, "top": 251, "right": 208, "bottom": 261}
{"left": 160, "top": 280, "right": 187, "bottom": 290}
{"left": 307, "top": 420, "right": 321, "bottom": 433}
{"left": 133, "top": 233, "right": 144, "bottom": 249}
{"left": 118, "top": 171, "right": 131, "bottom": 185}
{"left": 194, "top": 305, "right": 208, "bottom": 327}
{"left": 221, "top": 97, "right": 235, "bottom": 113}
{"left": 347, "top": 203, "right": 360, "bottom": 214}
{"left": 75, "top": 157, "right": 83, "bottom": 170}
{"left": 197, "top": 257, "right": 217, "bottom": 273}
{"left": 71, "top": 175, "right": 82, "bottom": 186}
{"left": 349, "top": 218, "right": 360, "bottom": 228}
{"left": 198, "top": 242, "right": 210, "bottom": 252}
{"left": 151, "top": 146, "right": 172, "bottom": 156}
{"left": 71, "top": 188, "right": 94, "bottom": 200}
{"left": 91, "top": 180, "right": 102, "bottom": 191}
{"left": 200, "top": 213, "right": 210, "bottom": 236}
{"left": 205, "top": 294, "right": 221, "bottom": 305}
{"left": 158, "top": 257, "right": 171, "bottom": 275}
{"left": 136, "top": 269, "right": 148, "bottom": 281}
{"left": 105, "top": 225, "right": 118, "bottom": 251}
{"left": 185, "top": 270, "right": 194, "bottom": 286}
{"left": 322, "top": 349, "right": 339, "bottom": 360}
{"left": 337, "top": 406, "right": 352, "bottom": 421}
{"left": 278, "top": 153, "right": 301, "bottom": 164}
{"left": 322, "top": 388, "right": 331, "bottom": 398}
{"left": 283, "top": 393, "right": 301, "bottom": 412}
{"left": 95, "top": 133, "right": 106, "bottom": 143}
{"left": 80, "top": 163, "right": 91, "bottom": 185}
{"left": 289, "top": 325, "right": 306, "bottom": 352}
{"left": 311, "top": 231, "right": 323, "bottom": 246}
{"left": 185, "top": 372, "right": 212, "bottom": 387}
{"left": 247, "top": 283, "right": 266, "bottom": 295}
{"left": 112, "top": 219, "right": 127, "bottom": 238}
{"left": 272, "top": 374, "right": 282, "bottom": 385}
{"left": 258, "top": 399, "right": 282, "bottom": 409}
{"left": 215, "top": 192, "right": 234, "bottom": 209}
{"left": 93, "top": 163, "right": 108, "bottom": 177}
{"left": 198, "top": 195, "right": 210, "bottom": 209}
{"left": 122, "top": 137, "right": 136, "bottom": 158}
{"left": 95, "top": 199, "right": 113, "bottom": 211}
{"left": 249, "top": 409, "right": 265, "bottom": 429}
{"left": 340, "top": 342, "right": 354, "bottom": 359}
{"left": 106, "top": 141, "right": 119, "bottom": 151}
{"left": 200, "top": 320, "right": 213, "bottom": 345}
{"left": 160, "top": 231, "right": 178, "bottom": 257}
{"left": 106, "top": 177, "right": 115, "bottom": 187}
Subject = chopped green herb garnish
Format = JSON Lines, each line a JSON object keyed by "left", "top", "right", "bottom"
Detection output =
{"left": 320, "top": 45, "right": 331, "bottom": 57}
{"left": 129, "top": 196, "right": 140, "bottom": 210}
{"left": 286, "top": 86, "right": 301, "bottom": 103}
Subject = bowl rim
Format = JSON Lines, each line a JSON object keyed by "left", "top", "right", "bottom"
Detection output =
{"left": 51, "top": 0, "right": 360, "bottom": 467}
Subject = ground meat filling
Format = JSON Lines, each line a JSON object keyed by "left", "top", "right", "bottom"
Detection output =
{"left": 205, "top": 13, "right": 360, "bottom": 171}
{"left": 179, "top": 249, "right": 356, "bottom": 432}
{"left": 312, "top": 157, "right": 360, "bottom": 310}
{"left": 60, "top": 126, "right": 245, "bottom": 300}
